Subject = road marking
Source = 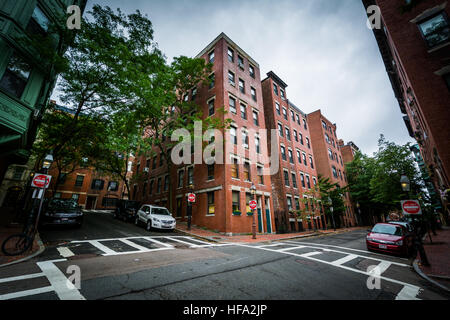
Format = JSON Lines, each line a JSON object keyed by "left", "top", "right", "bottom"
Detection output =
{"left": 118, "top": 239, "right": 152, "bottom": 252}
{"left": 143, "top": 237, "right": 175, "bottom": 248}
{"left": 88, "top": 240, "right": 117, "bottom": 256}
{"left": 236, "top": 243, "right": 422, "bottom": 300}
{"left": 286, "top": 241, "right": 409, "bottom": 261}
{"left": 0, "top": 286, "right": 54, "bottom": 300}
{"left": 180, "top": 236, "right": 215, "bottom": 246}
{"left": 258, "top": 243, "right": 291, "bottom": 248}
{"left": 165, "top": 237, "right": 204, "bottom": 247}
{"left": 57, "top": 247, "right": 75, "bottom": 258}
{"left": 276, "top": 246, "right": 306, "bottom": 252}
{"left": 37, "top": 259, "right": 86, "bottom": 300}
{"left": 374, "top": 261, "right": 392, "bottom": 275}
{"left": 395, "top": 285, "right": 421, "bottom": 300}
{"left": 300, "top": 251, "right": 323, "bottom": 258}
{"left": 330, "top": 254, "right": 358, "bottom": 266}
{"left": 285, "top": 242, "right": 409, "bottom": 267}
{"left": 0, "top": 272, "right": 45, "bottom": 284}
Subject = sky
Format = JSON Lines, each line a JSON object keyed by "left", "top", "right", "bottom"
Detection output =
{"left": 64, "top": 0, "right": 415, "bottom": 156}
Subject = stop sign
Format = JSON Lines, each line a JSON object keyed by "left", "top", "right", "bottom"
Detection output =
{"left": 188, "top": 193, "right": 196, "bottom": 203}
{"left": 249, "top": 200, "right": 257, "bottom": 210}
{"left": 31, "top": 174, "right": 52, "bottom": 189}
{"left": 401, "top": 200, "right": 422, "bottom": 215}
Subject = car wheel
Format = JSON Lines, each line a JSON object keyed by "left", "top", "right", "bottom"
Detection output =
{"left": 146, "top": 220, "right": 152, "bottom": 231}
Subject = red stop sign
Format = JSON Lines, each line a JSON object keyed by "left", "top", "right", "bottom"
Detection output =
{"left": 32, "top": 174, "right": 51, "bottom": 189}
{"left": 249, "top": 200, "right": 257, "bottom": 210}
{"left": 188, "top": 193, "right": 196, "bottom": 203}
{"left": 402, "top": 200, "right": 421, "bottom": 215}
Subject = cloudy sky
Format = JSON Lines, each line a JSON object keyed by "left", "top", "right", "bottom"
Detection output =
{"left": 75, "top": 0, "right": 414, "bottom": 156}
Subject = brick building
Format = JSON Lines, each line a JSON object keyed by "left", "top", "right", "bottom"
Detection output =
{"left": 261, "top": 71, "right": 323, "bottom": 233}
{"left": 362, "top": 0, "right": 450, "bottom": 217}
{"left": 339, "top": 140, "right": 360, "bottom": 165}
{"left": 307, "top": 110, "right": 357, "bottom": 227}
{"left": 133, "top": 33, "right": 276, "bottom": 236}
{"left": 45, "top": 166, "right": 128, "bottom": 210}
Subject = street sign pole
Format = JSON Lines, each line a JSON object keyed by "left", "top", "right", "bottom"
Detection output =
{"left": 187, "top": 192, "right": 195, "bottom": 231}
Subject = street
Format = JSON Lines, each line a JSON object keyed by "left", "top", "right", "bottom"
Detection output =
{"left": 0, "top": 211, "right": 448, "bottom": 300}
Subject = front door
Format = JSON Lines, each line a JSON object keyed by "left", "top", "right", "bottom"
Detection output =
{"left": 257, "top": 196, "right": 263, "bottom": 233}
{"left": 86, "top": 196, "right": 97, "bottom": 210}
{"left": 265, "top": 197, "right": 272, "bottom": 234}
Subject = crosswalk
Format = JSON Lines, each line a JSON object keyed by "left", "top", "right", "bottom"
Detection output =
{"left": 55, "top": 236, "right": 230, "bottom": 259}
{"left": 237, "top": 240, "right": 422, "bottom": 300}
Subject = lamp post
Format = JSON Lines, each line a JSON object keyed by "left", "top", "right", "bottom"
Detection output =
{"left": 400, "top": 174, "right": 429, "bottom": 266}
{"left": 356, "top": 202, "right": 362, "bottom": 227}
{"left": 187, "top": 183, "right": 194, "bottom": 231}
{"left": 251, "top": 183, "right": 257, "bottom": 239}
{"left": 328, "top": 197, "right": 336, "bottom": 231}
{"left": 33, "top": 152, "right": 54, "bottom": 233}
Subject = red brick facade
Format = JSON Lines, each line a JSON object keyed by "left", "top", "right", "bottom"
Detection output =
{"left": 307, "top": 110, "right": 357, "bottom": 227}
{"left": 45, "top": 165, "right": 127, "bottom": 210}
{"left": 362, "top": 0, "right": 450, "bottom": 215}
{"left": 261, "top": 72, "right": 325, "bottom": 233}
{"left": 133, "top": 33, "right": 276, "bottom": 236}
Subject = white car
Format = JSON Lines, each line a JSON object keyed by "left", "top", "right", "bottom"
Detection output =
{"left": 135, "top": 205, "right": 176, "bottom": 231}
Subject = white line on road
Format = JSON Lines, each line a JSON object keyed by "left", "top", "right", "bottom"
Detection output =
{"left": 165, "top": 237, "right": 204, "bottom": 247}
{"left": 236, "top": 243, "right": 422, "bottom": 300}
{"left": 278, "top": 246, "right": 306, "bottom": 252}
{"left": 300, "top": 251, "right": 323, "bottom": 258}
{"left": 330, "top": 254, "right": 359, "bottom": 266}
{"left": 88, "top": 240, "right": 117, "bottom": 256}
{"left": 118, "top": 239, "right": 153, "bottom": 252}
{"left": 57, "top": 247, "right": 75, "bottom": 258}
{"left": 143, "top": 237, "right": 174, "bottom": 248}
{"left": 0, "top": 272, "right": 45, "bottom": 284}
{"left": 395, "top": 285, "right": 421, "bottom": 300}
{"left": 374, "top": 261, "right": 392, "bottom": 275}
{"left": 37, "top": 259, "right": 85, "bottom": 300}
{"left": 0, "top": 286, "right": 54, "bottom": 300}
{"left": 285, "top": 242, "right": 409, "bottom": 267}
{"left": 286, "top": 241, "right": 410, "bottom": 261}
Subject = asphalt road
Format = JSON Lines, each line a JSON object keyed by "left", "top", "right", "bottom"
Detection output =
{"left": 1, "top": 211, "right": 449, "bottom": 301}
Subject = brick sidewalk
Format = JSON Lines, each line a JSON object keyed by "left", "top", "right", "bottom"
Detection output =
{"left": 418, "top": 227, "right": 450, "bottom": 288}
{"left": 176, "top": 222, "right": 367, "bottom": 243}
{"left": 0, "top": 225, "right": 43, "bottom": 266}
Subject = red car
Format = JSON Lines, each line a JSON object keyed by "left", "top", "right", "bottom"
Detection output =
{"left": 366, "top": 223, "right": 414, "bottom": 257}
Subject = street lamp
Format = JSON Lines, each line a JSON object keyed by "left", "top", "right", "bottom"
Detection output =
{"left": 356, "top": 202, "right": 362, "bottom": 226}
{"left": 327, "top": 197, "right": 336, "bottom": 231}
{"left": 42, "top": 152, "right": 54, "bottom": 171}
{"left": 187, "top": 183, "right": 194, "bottom": 231}
{"left": 251, "top": 183, "right": 257, "bottom": 239}
{"left": 400, "top": 174, "right": 410, "bottom": 192}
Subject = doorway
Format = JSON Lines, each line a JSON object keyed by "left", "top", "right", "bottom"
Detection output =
{"left": 86, "top": 196, "right": 97, "bottom": 210}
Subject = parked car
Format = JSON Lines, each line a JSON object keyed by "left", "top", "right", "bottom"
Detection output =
{"left": 114, "top": 200, "right": 141, "bottom": 222}
{"left": 135, "top": 205, "right": 176, "bottom": 231}
{"left": 40, "top": 198, "right": 83, "bottom": 228}
{"left": 389, "top": 221, "right": 414, "bottom": 234}
{"left": 366, "top": 223, "right": 414, "bottom": 257}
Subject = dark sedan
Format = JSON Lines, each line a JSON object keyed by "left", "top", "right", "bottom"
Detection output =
{"left": 114, "top": 200, "right": 141, "bottom": 222}
{"left": 40, "top": 198, "right": 84, "bottom": 228}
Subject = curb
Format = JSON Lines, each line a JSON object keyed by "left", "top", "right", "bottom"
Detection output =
{"left": 175, "top": 227, "right": 365, "bottom": 244}
{"left": 412, "top": 258, "right": 450, "bottom": 293}
{"left": 0, "top": 232, "right": 46, "bottom": 268}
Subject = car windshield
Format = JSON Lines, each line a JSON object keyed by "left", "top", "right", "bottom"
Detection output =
{"left": 48, "top": 199, "right": 78, "bottom": 210}
{"left": 152, "top": 208, "right": 170, "bottom": 216}
{"left": 372, "top": 224, "right": 403, "bottom": 236}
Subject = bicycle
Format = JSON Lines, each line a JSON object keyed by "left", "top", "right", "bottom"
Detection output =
{"left": 1, "top": 208, "right": 38, "bottom": 256}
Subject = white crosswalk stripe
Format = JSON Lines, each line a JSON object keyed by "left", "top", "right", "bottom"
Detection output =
{"left": 235, "top": 242, "right": 422, "bottom": 300}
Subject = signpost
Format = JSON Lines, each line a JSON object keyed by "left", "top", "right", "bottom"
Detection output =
{"left": 31, "top": 174, "right": 52, "bottom": 189}
{"left": 401, "top": 200, "right": 422, "bottom": 215}
{"left": 188, "top": 193, "right": 196, "bottom": 203}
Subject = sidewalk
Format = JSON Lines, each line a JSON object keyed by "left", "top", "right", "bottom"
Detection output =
{"left": 0, "top": 224, "right": 44, "bottom": 267}
{"left": 416, "top": 226, "right": 450, "bottom": 290}
{"left": 176, "top": 222, "right": 367, "bottom": 243}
